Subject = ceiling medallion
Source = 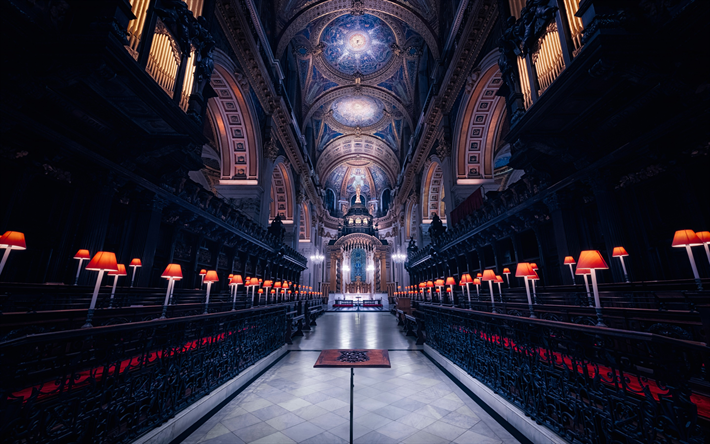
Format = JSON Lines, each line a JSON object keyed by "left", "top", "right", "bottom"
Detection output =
{"left": 331, "top": 95, "right": 385, "bottom": 128}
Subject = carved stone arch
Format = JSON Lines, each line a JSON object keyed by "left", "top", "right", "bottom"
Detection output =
{"left": 206, "top": 53, "right": 261, "bottom": 183}
{"left": 276, "top": 0, "right": 440, "bottom": 62}
{"left": 420, "top": 159, "right": 446, "bottom": 222}
{"left": 269, "top": 159, "right": 295, "bottom": 223}
{"left": 299, "top": 202, "right": 312, "bottom": 242}
{"left": 316, "top": 135, "right": 399, "bottom": 186}
{"left": 454, "top": 50, "right": 506, "bottom": 184}
{"left": 304, "top": 85, "right": 413, "bottom": 132}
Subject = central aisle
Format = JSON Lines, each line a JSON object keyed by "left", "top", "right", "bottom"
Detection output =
{"left": 183, "top": 313, "right": 520, "bottom": 444}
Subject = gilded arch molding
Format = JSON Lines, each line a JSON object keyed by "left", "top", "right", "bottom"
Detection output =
{"left": 276, "top": 0, "right": 439, "bottom": 62}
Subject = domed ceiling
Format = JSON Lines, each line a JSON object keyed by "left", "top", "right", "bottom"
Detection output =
{"left": 275, "top": 0, "right": 439, "bottom": 209}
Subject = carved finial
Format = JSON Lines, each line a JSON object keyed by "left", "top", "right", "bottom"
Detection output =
{"left": 265, "top": 139, "right": 279, "bottom": 161}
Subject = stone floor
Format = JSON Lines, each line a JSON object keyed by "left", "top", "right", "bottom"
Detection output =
{"left": 182, "top": 313, "right": 520, "bottom": 444}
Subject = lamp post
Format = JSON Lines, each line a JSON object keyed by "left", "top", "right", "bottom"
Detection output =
{"left": 73, "top": 249, "right": 91, "bottom": 285}
{"left": 529, "top": 270, "right": 540, "bottom": 304}
{"left": 515, "top": 263, "right": 537, "bottom": 318}
{"left": 462, "top": 273, "right": 472, "bottom": 301}
{"left": 563, "top": 256, "right": 576, "bottom": 284}
{"left": 481, "top": 270, "right": 497, "bottom": 313}
{"left": 203, "top": 271, "right": 219, "bottom": 314}
{"left": 231, "top": 275, "right": 243, "bottom": 309}
{"left": 426, "top": 280, "right": 434, "bottom": 301}
{"left": 434, "top": 279, "right": 445, "bottom": 303}
{"left": 502, "top": 268, "right": 511, "bottom": 287}
{"left": 82, "top": 252, "right": 118, "bottom": 328}
{"left": 697, "top": 231, "right": 710, "bottom": 265}
{"left": 108, "top": 264, "right": 127, "bottom": 308}
{"left": 446, "top": 277, "right": 456, "bottom": 304}
{"left": 672, "top": 230, "right": 704, "bottom": 290}
{"left": 576, "top": 267, "right": 592, "bottom": 306}
{"left": 0, "top": 231, "right": 26, "bottom": 276}
{"left": 612, "top": 247, "right": 630, "bottom": 283}
{"left": 577, "top": 250, "right": 609, "bottom": 327}
{"left": 198, "top": 269, "right": 206, "bottom": 288}
{"left": 160, "top": 264, "right": 183, "bottom": 319}
{"left": 459, "top": 279, "right": 467, "bottom": 306}
{"left": 473, "top": 278, "right": 481, "bottom": 300}
{"left": 495, "top": 275, "right": 504, "bottom": 302}
{"left": 126, "top": 258, "right": 141, "bottom": 287}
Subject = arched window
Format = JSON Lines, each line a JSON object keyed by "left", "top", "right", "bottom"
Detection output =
{"left": 325, "top": 188, "right": 336, "bottom": 216}
{"left": 381, "top": 189, "right": 391, "bottom": 214}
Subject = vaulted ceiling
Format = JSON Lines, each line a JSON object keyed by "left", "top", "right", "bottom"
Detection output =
{"left": 276, "top": 0, "right": 439, "bottom": 201}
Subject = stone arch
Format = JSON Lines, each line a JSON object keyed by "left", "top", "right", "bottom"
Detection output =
{"left": 269, "top": 161, "right": 295, "bottom": 223}
{"left": 299, "top": 203, "right": 312, "bottom": 242}
{"left": 454, "top": 50, "right": 507, "bottom": 184}
{"left": 205, "top": 53, "right": 260, "bottom": 183}
{"left": 420, "top": 159, "right": 446, "bottom": 222}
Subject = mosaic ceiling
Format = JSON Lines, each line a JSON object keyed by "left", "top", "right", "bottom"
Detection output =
{"left": 331, "top": 95, "right": 385, "bottom": 128}
{"left": 277, "top": 1, "right": 439, "bottom": 202}
{"left": 321, "top": 14, "right": 395, "bottom": 76}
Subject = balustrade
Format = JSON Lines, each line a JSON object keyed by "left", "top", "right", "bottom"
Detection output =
{"left": 0, "top": 306, "right": 287, "bottom": 443}
{"left": 421, "top": 304, "right": 709, "bottom": 443}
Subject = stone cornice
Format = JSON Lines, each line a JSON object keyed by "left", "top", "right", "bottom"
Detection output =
{"left": 395, "top": 0, "right": 498, "bottom": 207}
{"left": 216, "top": 0, "right": 326, "bottom": 219}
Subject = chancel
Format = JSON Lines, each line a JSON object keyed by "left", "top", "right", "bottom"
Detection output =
{"left": 0, "top": 0, "right": 708, "bottom": 443}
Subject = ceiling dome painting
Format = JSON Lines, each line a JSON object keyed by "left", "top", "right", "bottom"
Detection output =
{"left": 331, "top": 95, "right": 385, "bottom": 128}
{"left": 321, "top": 14, "right": 396, "bottom": 76}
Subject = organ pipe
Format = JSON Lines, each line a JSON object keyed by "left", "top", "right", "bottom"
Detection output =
{"left": 532, "top": 23, "right": 565, "bottom": 95}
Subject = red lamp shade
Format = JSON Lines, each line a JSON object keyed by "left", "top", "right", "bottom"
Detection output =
{"left": 230, "top": 276, "right": 241, "bottom": 285}
{"left": 503, "top": 268, "right": 511, "bottom": 274}
{"left": 495, "top": 275, "right": 504, "bottom": 283}
{"left": 86, "top": 252, "right": 119, "bottom": 271}
{"left": 426, "top": 281, "right": 434, "bottom": 288}
{"left": 515, "top": 263, "right": 536, "bottom": 278}
{"left": 258, "top": 289, "right": 264, "bottom": 294}
{"left": 445, "top": 277, "right": 456, "bottom": 286}
{"left": 563, "top": 256, "right": 576, "bottom": 265}
{"left": 672, "top": 230, "right": 702, "bottom": 247}
{"left": 199, "top": 269, "right": 207, "bottom": 275}
{"left": 283, "top": 282, "right": 290, "bottom": 289}
{"left": 233, "top": 275, "right": 244, "bottom": 284}
{"left": 274, "top": 282, "right": 282, "bottom": 288}
{"left": 74, "top": 249, "right": 91, "bottom": 260}
{"left": 262, "top": 279, "right": 272, "bottom": 287}
{"left": 697, "top": 231, "right": 710, "bottom": 244}
{"left": 204, "top": 270, "right": 219, "bottom": 283}
{"left": 0, "top": 231, "right": 26, "bottom": 250}
{"left": 529, "top": 270, "right": 540, "bottom": 280}
{"left": 130, "top": 258, "right": 142, "bottom": 267}
{"left": 447, "top": 288, "right": 452, "bottom": 292}
{"left": 109, "top": 264, "right": 128, "bottom": 276}
{"left": 481, "top": 269, "right": 496, "bottom": 281}
{"left": 271, "top": 289, "right": 275, "bottom": 294}
{"left": 434, "top": 279, "right": 445, "bottom": 287}
{"left": 228, "top": 274, "right": 234, "bottom": 279}
{"left": 473, "top": 278, "right": 481, "bottom": 285}
{"left": 161, "top": 264, "right": 183, "bottom": 279}
{"left": 575, "top": 267, "right": 591, "bottom": 275}
{"left": 462, "top": 273, "right": 473, "bottom": 283}
{"left": 577, "top": 250, "right": 609, "bottom": 270}
{"left": 476, "top": 273, "right": 482, "bottom": 278}
{"left": 459, "top": 279, "right": 465, "bottom": 286}
{"left": 612, "top": 247, "right": 629, "bottom": 257}
{"left": 530, "top": 263, "right": 538, "bottom": 270}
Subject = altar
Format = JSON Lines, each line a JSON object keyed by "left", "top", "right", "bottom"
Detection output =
{"left": 345, "top": 276, "right": 370, "bottom": 294}
{"left": 328, "top": 293, "right": 389, "bottom": 310}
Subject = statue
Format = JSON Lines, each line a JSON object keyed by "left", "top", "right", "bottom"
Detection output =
{"left": 407, "top": 236, "right": 418, "bottom": 254}
{"left": 268, "top": 215, "right": 285, "bottom": 242}
{"left": 428, "top": 213, "right": 446, "bottom": 240}
{"left": 355, "top": 184, "right": 362, "bottom": 203}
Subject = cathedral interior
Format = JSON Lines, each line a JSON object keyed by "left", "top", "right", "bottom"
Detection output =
{"left": 0, "top": 0, "right": 709, "bottom": 443}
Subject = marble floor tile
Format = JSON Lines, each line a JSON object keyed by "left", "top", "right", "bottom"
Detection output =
{"left": 180, "top": 313, "right": 520, "bottom": 444}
